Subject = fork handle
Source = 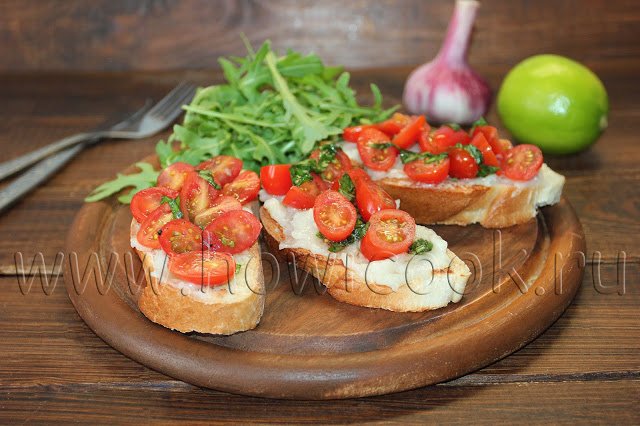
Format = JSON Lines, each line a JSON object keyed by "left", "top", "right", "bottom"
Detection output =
{"left": 0, "top": 144, "right": 86, "bottom": 214}
{"left": 0, "top": 131, "right": 98, "bottom": 181}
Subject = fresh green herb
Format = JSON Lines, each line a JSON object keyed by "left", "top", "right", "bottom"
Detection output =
{"left": 444, "top": 123, "right": 462, "bottom": 131}
{"left": 455, "top": 143, "right": 483, "bottom": 164}
{"left": 337, "top": 173, "right": 355, "bottom": 201}
{"left": 84, "top": 162, "right": 160, "bottom": 203}
{"left": 399, "top": 150, "right": 448, "bottom": 165}
{"left": 235, "top": 263, "right": 242, "bottom": 274}
{"left": 317, "top": 217, "right": 369, "bottom": 253}
{"left": 409, "top": 239, "right": 433, "bottom": 255}
{"left": 161, "top": 196, "right": 183, "bottom": 219}
{"left": 371, "top": 142, "right": 394, "bottom": 150}
{"left": 469, "top": 117, "right": 488, "bottom": 134}
{"left": 289, "top": 143, "right": 338, "bottom": 186}
{"left": 197, "top": 170, "right": 221, "bottom": 189}
{"left": 87, "top": 41, "right": 397, "bottom": 204}
{"left": 478, "top": 164, "right": 500, "bottom": 177}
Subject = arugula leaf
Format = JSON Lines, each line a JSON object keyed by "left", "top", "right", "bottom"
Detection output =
{"left": 337, "top": 173, "right": 355, "bottom": 201}
{"left": 84, "top": 162, "right": 159, "bottom": 203}
{"left": 88, "top": 40, "right": 397, "bottom": 204}
{"left": 318, "top": 217, "right": 369, "bottom": 253}
{"left": 161, "top": 196, "right": 183, "bottom": 219}
{"left": 409, "top": 239, "right": 433, "bottom": 255}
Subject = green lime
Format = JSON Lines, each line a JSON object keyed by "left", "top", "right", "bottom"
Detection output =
{"left": 497, "top": 54, "right": 608, "bottom": 155}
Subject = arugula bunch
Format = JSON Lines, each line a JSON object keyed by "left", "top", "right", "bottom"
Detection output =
{"left": 87, "top": 40, "right": 396, "bottom": 203}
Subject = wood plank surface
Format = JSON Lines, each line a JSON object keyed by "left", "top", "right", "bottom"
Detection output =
{"left": 0, "top": 0, "right": 638, "bottom": 72}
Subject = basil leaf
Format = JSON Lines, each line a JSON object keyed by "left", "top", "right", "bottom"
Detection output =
{"left": 478, "top": 164, "right": 500, "bottom": 177}
{"left": 318, "top": 217, "right": 369, "bottom": 253}
{"left": 455, "top": 143, "right": 483, "bottom": 165}
{"left": 470, "top": 117, "right": 488, "bottom": 134}
{"left": 371, "top": 142, "right": 394, "bottom": 150}
{"left": 197, "top": 170, "right": 221, "bottom": 189}
{"left": 444, "top": 123, "right": 462, "bottom": 131}
{"left": 161, "top": 196, "right": 183, "bottom": 219}
{"left": 337, "top": 173, "right": 355, "bottom": 201}
{"left": 399, "top": 150, "right": 447, "bottom": 165}
{"left": 409, "top": 238, "right": 433, "bottom": 255}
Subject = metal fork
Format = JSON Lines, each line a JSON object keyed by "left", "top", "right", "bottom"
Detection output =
{"left": 0, "top": 82, "right": 196, "bottom": 213}
{"left": 0, "top": 81, "right": 196, "bottom": 181}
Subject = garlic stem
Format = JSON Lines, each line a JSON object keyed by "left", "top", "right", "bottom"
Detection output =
{"left": 438, "top": 0, "right": 479, "bottom": 65}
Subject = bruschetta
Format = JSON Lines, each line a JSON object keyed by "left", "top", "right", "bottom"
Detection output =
{"left": 341, "top": 115, "right": 565, "bottom": 228}
{"left": 129, "top": 156, "right": 264, "bottom": 335}
{"left": 259, "top": 164, "right": 471, "bottom": 312}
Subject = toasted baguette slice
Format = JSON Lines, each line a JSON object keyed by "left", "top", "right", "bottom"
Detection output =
{"left": 260, "top": 204, "right": 471, "bottom": 312}
{"left": 341, "top": 143, "right": 564, "bottom": 228}
{"left": 130, "top": 220, "right": 265, "bottom": 335}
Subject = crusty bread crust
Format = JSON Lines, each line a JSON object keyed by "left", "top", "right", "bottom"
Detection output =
{"left": 377, "top": 164, "right": 565, "bottom": 228}
{"left": 260, "top": 207, "right": 470, "bottom": 312}
{"left": 132, "top": 221, "right": 265, "bottom": 335}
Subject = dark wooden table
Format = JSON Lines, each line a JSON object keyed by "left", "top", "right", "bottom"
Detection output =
{"left": 0, "top": 62, "right": 638, "bottom": 423}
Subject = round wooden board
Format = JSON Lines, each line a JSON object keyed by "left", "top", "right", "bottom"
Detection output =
{"left": 65, "top": 160, "right": 585, "bottom": 400}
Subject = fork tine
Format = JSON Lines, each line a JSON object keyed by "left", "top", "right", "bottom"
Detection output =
{"left": 110, "top": 99, "right": 154, "bottom": 131}
{"left": 147, "top": 81, "right": 195, "bottom": 118}
{"left": 151, "top": 83, "right": 196, "bottom": 120}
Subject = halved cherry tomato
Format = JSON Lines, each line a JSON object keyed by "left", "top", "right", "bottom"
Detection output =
{"left": 357, "top": 128, "right": 398, "bottom": 171}
{"left": 260, "top": 164, "right": 292, "bottom": 195}
{"left": 158, "top": 219, "right": 203, "bottom": 256}
{"left": 346, "top": 167, "right": 372, "bottom": 184}
{"left": 136, "top": 204, "right": 174, "bottom": 249}
{"left": 355, "top": 179, "right": 396, "bottom": 222}
{"left": 313, "top": 191, "right": 357, "bottom": 242}
{"left": 130, "top": 187, "right": 178, "bottom": 223}
{"left": 157, "top": 162, "right": 195, "bottom": 191}
{"left": 169, "top": 251, "right": 236, "bottom": 286}
{"left": 180, "top": 172, "right": 217, "bottom": 222}
{"left": 420, "top": 125, "right": 470, "bottom": 154}
{"left": 448, "top": 147, "right": 479, "bottom": 179}
{"left": 375, "top": 113, "right": 412, "bottom": 136}
{"left": 471, "top": 125, "right": 498, "bottom": 145}
{"left": 501, "top": 144, "right": 543, "bottom": 181}
{"left": 343, "top": 125, "right": 375, "bottom": 143}
{"left": 310, "top": 149, "right": 352, "bottom": 183}
{"left": 282, "top": 173, "right": 326, "bottom": 209}
{"left": 392, "top": 115, "right": 426, "bottom": 149}
{"left": 404, "top": 156, "right": 450, "bottom": 184}
{"left": 196, "top": 155, "right": 243, "bottom": 187}
{"left": 193, "top": 196, "right": 243, "bottom": 228}
{"left": 203, "top": 210, "right": 262, "bottom": 254}
{"left": 490, "top": 138, "right": 513, "bottom": 159}
{"left": 360, "top": 209, "right": 416, "bottom": 261}
{"left": 222, "top": 170, "right": 260, "bottom": 204}
{"left": 470, "top": 132, "right": 500, "bottom": 167}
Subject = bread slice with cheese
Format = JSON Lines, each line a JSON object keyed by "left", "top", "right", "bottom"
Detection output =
{"left": 260, "top": 199, "right": 471, "bottom": 312}
{"left": 130, "top": 220, "right": 265, "bottom": 335}
{"left": 341, "top": 143, "right": 565, "bottom": 228}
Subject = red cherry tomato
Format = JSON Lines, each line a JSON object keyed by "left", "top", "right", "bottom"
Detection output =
{"left": 130, "top": 187, "right": 178, "bottom": 223}
{"left": 357, "top": 128, "right": 399, "bottom": 171}
{"left": 260, "top": 164, "right": 292, "bottom": 195}
{"left": 501, "top": 144, "right": 543, "bottom": 181}
{"left": 448, "top": 147, "right": 479, "bottom": 179}
{"left": 392, "top": 115, "right": 426, "bottom": 149}
{"left": 360, "top": 209, "right": 416, "bottom": 261}
{"left": 471, "top": 125, "right": 498, "bottom": 145}
{"left": 196, "top": 155, "right": 243, "bottom": 186}
{"left": 158, "top": 219, "right": 203, "bottom": 256}
{"left": 355, "top": 179, "right": 396, "bottom": 222}
{"left": 310, "top": 149, "right": 352, "bottom": 184}
{"left": 136, "top": 204, "right": 174, "bottom": 249}
{"left": 282, "top": 175, "right": 325, "bottom": 209}
{"left": 222, "top": 170, "right": 260, "bottom": 204}
{"left": 313, "top": 190, "right": 357, "bottom": 242}
{"left": 157, "top": 162, "right": 195, "bottom": 191}
{"left": 203, "top": 210, "right": 262, "bottom": 254}
{"left": 490, "top": 138, "right": 514, "bottom": 159}
{"left": 193, "top": 195, "right": 243, "bottom": 228}
{"left": 169, "top": 251, "right": 236, "bottom": 286}
{"left": 470, "top": 132, "right": 500, "bottom": 167}
{"left": 346, "top": 167, "right": 372, "bottom": 184}
{"left": 375, "top": 113, "right": 412, "bottom": 136}
{"left": 343, "top": 125, "right": 375, "bottom": 143}
{"left": 403, "top": 156, "right": 450, "bottom": 184}
{"left": 180, "top": 172, "right": 218, "bottom": 222}
{"left": 420, "top": 125, "right": 470, "bottom": 154}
